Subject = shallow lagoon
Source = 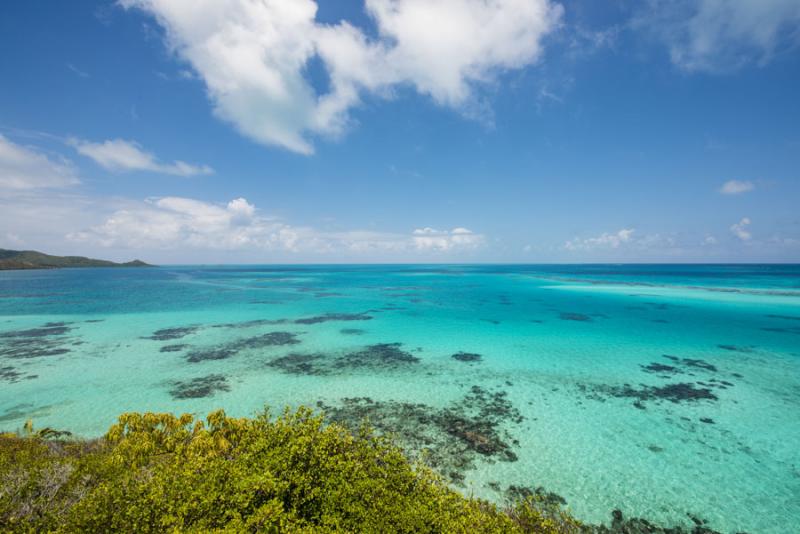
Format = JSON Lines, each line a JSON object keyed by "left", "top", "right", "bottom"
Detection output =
{"left": 1, "top": 264, "right": 799, "bottom": 533}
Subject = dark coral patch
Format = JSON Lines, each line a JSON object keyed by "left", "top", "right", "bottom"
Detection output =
{"left": 579, "top": 382, "right": 718, "bottom": 406}
{"left": 294, "top": 313, "right": 372, "bottom": 325}
{"left": 0, "top": 325, "right": 71, "bottom": 338}
{"left": 319, "top": 385, "right": 523, "bottom": 485}
{"left": 437, "top": 388, "right": 521, "bottom": 461}
{"left": 640, "top": 362, "right": 680, "bottom": 375}
{"left": 606, "top": 509, "right": 723, "bottom": 534}
{"left": 559, "top": 312, "right": 592, "bottom": 322}
{"left": 212, "top": 319, "right": 288, "bottom": 329}
{"left": 0, "top": 341, "right": 70, "bottom": 359}
{"left": 662, "top": 355, "right": 718, "bottom": 373}
{"left": 160, "top": 344, "right": 189, "bottom": 353}
{"left": 0, "top": 365, "right": 22, "bottom": 381}
{"left": 339, "top": 328, "right": 366, "bottom": 335}
{"left": 766, "top": 314, "right": 800, "bottom": 321}
{"left": 186, "top": 331, "right": 301, "bottom": 363}
{"left": 263, "top": 342, "right": 432, "bottom": 376}
{"left": 185, "top": 347, "right": 236, "bottom": 363}
{"left": 169, "top": 374, "right": 230, "bottom": 399}
{"left": 0, "top": 365, "right": 35, "bottom": 383}
{"left": 334, "top": 343, "right": 419, "bottom": 370}
{"left": 0, "top": 322, "right": 74, "bottom": 360}
{"left": 145, "top": 326, "right": 199, "bottom": 341}
{"left": 681, "top": 358, "right": 717, "bottom": 372}
{"left": 238, "top": 331, "right": 300, "bottom": 349}
{"left": 504, "top": 485, "right": 566, "bottom": 506}
{"left": 267, "top": 353, "right": 326, "bottom": 375}
{"left": 761, "top": 326, "right": 800, "bottom": 335}
{"left": 451, "top": 352, "right": 482, "bottom": 363}
{"left": 717, "top": 344, "right": 756, "bottom": 353}
{"left": 638, "top": 383, "right": 718, "bottom": 403}
{"left": 0, "top": 403, "right": 53, "bottom": 423}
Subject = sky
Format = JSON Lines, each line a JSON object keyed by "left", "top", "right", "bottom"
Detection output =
{"left": 0, "top": 0, "right": 799, "bottom": 264}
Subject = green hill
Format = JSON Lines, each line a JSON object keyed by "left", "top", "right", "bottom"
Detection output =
{"left": 0, "top": 249, "right": 152, "bottom": 270}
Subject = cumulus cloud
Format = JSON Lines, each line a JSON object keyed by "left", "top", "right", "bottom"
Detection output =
{"left": 719, "top": 179, "right": 755, "bottom": 195}
{"left": 411, "top": 227, "right": 485, "bottom": 251}
{"left": 70, "top": 138, "right": 213, "bottom": 176}
{"left": 119, "top": 0, "right": 562, "bottom": 154}
{"left": 0, "top": 135, "right": 80, "bottom": 190}
{"left": 69, "top": 196, "right": 296, "bottom": 250}
{"left": 637, "top": 0, "right": 800, "bottom": 72}
{"left": 67, "top": 195, "right": 485, "bottom": 256}
{"left": 730, "top": 217, "right": 752, "bottom": 241}
{"left": 564, "top": 228, "right": 635, "bottom": 251}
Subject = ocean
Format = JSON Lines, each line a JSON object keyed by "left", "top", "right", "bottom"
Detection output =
{"left": 1, "top": 264, "right": 798, "bottom": 532}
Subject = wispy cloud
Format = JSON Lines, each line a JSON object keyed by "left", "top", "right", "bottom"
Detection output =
{"left": 411, "top": 227, "right": 484, "bottom": 252}
{"left": 720, "top": 180, "right": 755, "bottom": 195}
{"left": 562, "top": 228, "right": 692, "bottom": 259}
{"left": 730, "top": 217, "right": 752, "bottom": 241}
{"left": 69, "top": 138, "right": 213, "bottom": 176}
{"left": 564, "top": 228, "right": 636, "bottom": 251}
{"left": 64, "top": 195, "right": 485, "bottom": 257}
{"left": 120, "top": 0, "right": 563, "bottom": 154}
{"left": 635, "top": 0, "right": 800, "bottom": 73}
{"left": 0, "top": 135, "right": 80, "bottom": 191}
{"left": 66, "top": 63, "right": 90, "bottom": 78}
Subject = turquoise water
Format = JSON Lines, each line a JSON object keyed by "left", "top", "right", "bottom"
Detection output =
{"left": 1, "top": 264, "right": 799, "bottom": 532}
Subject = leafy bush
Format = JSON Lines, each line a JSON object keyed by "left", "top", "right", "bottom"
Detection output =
{"left": 0, "top": 407, "right": 581, "bottom": 533}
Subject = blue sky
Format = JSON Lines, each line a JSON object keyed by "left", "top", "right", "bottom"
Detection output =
{"left": 1, "top": 0, "right": 799, "bottom": 263}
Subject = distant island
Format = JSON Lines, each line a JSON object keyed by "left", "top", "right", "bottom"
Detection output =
{"left": 0, "top": 248, "right": 152, "bottom": 270}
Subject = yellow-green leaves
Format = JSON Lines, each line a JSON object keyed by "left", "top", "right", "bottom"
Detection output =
{"left": 1, "top": 407, "right": 580, "bottom": 533}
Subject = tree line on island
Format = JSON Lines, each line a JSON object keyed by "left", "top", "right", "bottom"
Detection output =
{"left": 0, "top": 248, "right": 151, "bottom": 270}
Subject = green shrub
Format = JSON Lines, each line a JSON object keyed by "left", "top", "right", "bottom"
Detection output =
{"left": 0, "top": 408, "right": 581, "bottom": 533}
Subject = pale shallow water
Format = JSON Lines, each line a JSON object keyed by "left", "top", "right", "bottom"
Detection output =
{"left": 1, "top": 264, "right": 799, "bottom": 533}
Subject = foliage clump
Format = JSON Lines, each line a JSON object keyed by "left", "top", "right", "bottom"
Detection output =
{"left": 0, "top": 408, "right": 581, "bottom": 533}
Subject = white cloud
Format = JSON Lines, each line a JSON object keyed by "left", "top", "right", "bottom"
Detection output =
{"left": 364, "top": 0, "right": 561, "bottom": 105}
{"left": 730, "top": 217, "right": 752, "bottom": 241}
{"left": 719, "top": 179, "right": 755, "bottom": 195}
{"left": 411, "top": 227, "right": 485, "bottom": 251}
{"left": 120, "top": 0, "right": 562, "bottom": 154}
{"left": 564, "top": 228, "right": 635, "bottom": 251}
{"left": 66, "top": 63, "right": 90, "bottom": 78}
{"left": 637, "top": 0, "right": 800, "bottom": 72}
{"left": 0, "top": 135, "right": 80, "bottom": 190}
{"left": 226, "top": 197, "right": 256, "bottom": 219}
{"left": 70, "top": 138, "right": 213, "bottom": 176}
{"left": 68, "top": 196, "right": 290, "bottom": 250}
{"left": 67, "top": 195, "right": 485, "bottom": 256}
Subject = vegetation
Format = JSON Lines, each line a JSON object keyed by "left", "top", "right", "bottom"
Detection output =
{"left": 0, "top": 407, "right": 581, "bottom": 533}
{"left": 0, "top": 248, "right": 150, "bottom": 270}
